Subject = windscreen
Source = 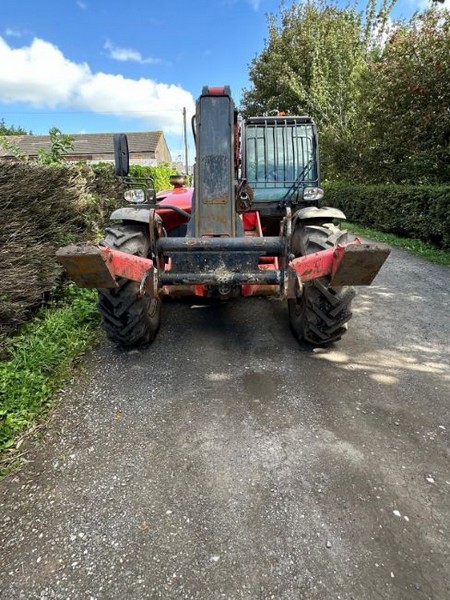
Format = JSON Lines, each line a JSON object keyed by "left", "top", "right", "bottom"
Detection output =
{"left": 244, "top": 120, "right": 317, "bottom": 202}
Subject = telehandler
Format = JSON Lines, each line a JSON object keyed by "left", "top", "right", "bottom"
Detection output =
{"left": 57, "top": 86, "right": 390, "bottom": 347}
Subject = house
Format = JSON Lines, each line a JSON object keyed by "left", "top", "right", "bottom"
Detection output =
{"left": 0, "top": 131, "right": 172, "bottom": 166}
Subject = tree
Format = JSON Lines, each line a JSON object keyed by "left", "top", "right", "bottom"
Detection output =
{"left": 360, "top": 7, "right": 450, "bottom": 183}
{"left": 242, "top": 0, "right": 395, "bottom": 180}
{"left": 0, "top": 118, "right": 29, "bottom": 136}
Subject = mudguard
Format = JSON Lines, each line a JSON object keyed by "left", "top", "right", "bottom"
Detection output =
{"left": 293, "top": 206, "right": 346, "bottom": 222}
{"left": 110, "top": 207, "right": 151, "bottom": 224}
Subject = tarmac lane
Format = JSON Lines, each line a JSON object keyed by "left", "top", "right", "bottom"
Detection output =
{"left": 0, "top": 244, "right": 449, "bottom": 599}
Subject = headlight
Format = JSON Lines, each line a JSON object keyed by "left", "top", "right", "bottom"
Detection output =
{"left": 124, "top": 189, "right": 146, "bottom": 203}
{"left": 303, "top": 187, "right": 324, "bottom": 201}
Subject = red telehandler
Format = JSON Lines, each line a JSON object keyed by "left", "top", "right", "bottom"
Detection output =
{"left": 57, "top": 86, "right": 390, "bottom": 347}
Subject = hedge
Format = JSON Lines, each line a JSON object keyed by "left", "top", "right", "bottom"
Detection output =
{"left": 0, "top": 162, "right": 123, "bottom": 348}
{"left": 323, "top": 183, "right": 450, "bottom": 250}
{"left": 0, "top": 162, "right": 179, "bottom": 349}
{"left": 128, "top": 164, "right": 177, "bottom": 192}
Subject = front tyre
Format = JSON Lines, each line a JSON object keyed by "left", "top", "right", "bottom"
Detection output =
{"left": 288, "top": 223, "right": 355, "bottom": 345}
{"left": 98, "top": 223, "right": 161, "bottom": 347}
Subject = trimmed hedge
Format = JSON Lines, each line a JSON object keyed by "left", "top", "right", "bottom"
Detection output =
{"left": 129, "top": 164, "right": 177, "bottom": 192}
{"left": 0, "top": 162, "right": 122, "bottom": 346}
{"left": 323, "top": 183, "right": 450, "bottom": 250}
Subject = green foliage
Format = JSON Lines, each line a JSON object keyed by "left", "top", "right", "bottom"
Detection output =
{"left": 0, "top": 160, "right": 124, "bottom": 470}
{"left": 0, "top": 118, "right": 29, "bottom": 136}
{"left": 1, "top": 125, "right": 75, "bottom": 165}
{"left": 0, "top": 125, "right": 74, "bottom": 165}
{"left": 0, "top": 286, "right": 99, "bottom": 463}
{"left": 243, "top": 2, "right": 450, "bottom": 184}
{"left": 357, "top": 8, "right": 450, "bottom": 183}
{"left": 324, "top": 182, "right": 450, "bottom": 248}
{"left": 241, "top": 0, "right": 395, "bottom": 180}
{"left": 0, "top": 136, "right": 28, "bottom": 160}
{"left": 129, "top": 164, "right": 177, "bottom": 192}
{"left": 36, "top": 127, "right": 75, "bottom": 165}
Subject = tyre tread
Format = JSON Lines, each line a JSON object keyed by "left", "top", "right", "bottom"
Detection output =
{"left": 98, "top": 223, "right": 160, "bottom": 347}
{"left": 289, "top": 223, "right": 355, "bottom": 345}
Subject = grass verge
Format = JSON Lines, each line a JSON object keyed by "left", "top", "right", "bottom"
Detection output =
{"left": 0, "top": 286, "right": 99, "bottom": 476}
{"left": 345, "top": 222, "right": 450, "bottom": 266}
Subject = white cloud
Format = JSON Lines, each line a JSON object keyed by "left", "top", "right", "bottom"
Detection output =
{"left": 0, "top": 36, "right": 195, "bottom": 133}
{"left": 76, "top": 1, "right": 88, "bottom": 9}
{"left": 0, "top": 37, "right": 89, "bottom": 106}
{"left": 104, "top": 40, "right": 161, "bottom": 65}
{"left": 246, "top": 0, "right": 262, "bottom": 9}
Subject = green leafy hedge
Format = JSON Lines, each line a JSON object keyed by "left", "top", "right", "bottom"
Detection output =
{"left": 323, "top": 183, "right": 450, "bottom": 249}
{"left": 129, "top": 164, "right": 176, "bottom": 192}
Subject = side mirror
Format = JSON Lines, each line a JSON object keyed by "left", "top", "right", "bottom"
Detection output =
{"left": 113, "top": 133, "right": 129, "bottom": 176}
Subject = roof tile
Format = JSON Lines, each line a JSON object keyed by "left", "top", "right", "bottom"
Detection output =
{"left": 0, "top": 131, "right": 163, "bottom": 157}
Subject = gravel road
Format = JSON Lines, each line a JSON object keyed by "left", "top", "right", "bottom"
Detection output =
{"left": 1, "top": 245, "right": 449, "bottom": 600}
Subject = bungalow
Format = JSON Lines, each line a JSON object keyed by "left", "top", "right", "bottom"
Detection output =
{"left": 0, "top": 131, "right": 172, "bottom": 166}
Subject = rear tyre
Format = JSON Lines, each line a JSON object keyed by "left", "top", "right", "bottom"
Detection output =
{"left": 288, "top": 223, "right": 355, "bottom": 345}
{"left": 98, "top": 223, "right": 161, "bottom": 347}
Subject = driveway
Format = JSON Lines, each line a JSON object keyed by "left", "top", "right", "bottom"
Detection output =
{"left": 1, "top": 245, "right": 449, "bottom": 599}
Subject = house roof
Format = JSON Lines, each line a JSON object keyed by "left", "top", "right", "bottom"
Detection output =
{"left": 0, "top": 131, "right": 164, "bottom": 157}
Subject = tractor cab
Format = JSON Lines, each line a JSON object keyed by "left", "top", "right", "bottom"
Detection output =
{"left": 242, "top": 116, "right": 322, "bottom": 207}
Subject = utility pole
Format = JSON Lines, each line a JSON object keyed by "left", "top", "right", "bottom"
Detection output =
{"left": 183, "top": 107, "right": 189, "bottom": 175}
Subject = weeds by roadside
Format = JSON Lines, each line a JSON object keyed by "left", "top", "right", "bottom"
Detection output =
{"left": 0, "top": 285, "right": 99, "bottom": 477}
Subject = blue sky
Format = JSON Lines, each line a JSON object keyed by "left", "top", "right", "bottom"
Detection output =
{"left": 0, "top": 0, "right": 433, "bottom": 161}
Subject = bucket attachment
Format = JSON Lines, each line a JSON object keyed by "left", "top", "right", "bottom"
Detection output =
{"left": 289, "top": 240, "right": 390, "bottom": 287}
{"left": 56, "top": 245, "right": 118, "bottom": 289}
{"left": 56, "top": 244, "right": 155, "bottom": 292}
{"left": 330, "top": 242, "right": 391, "bottom": 286}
